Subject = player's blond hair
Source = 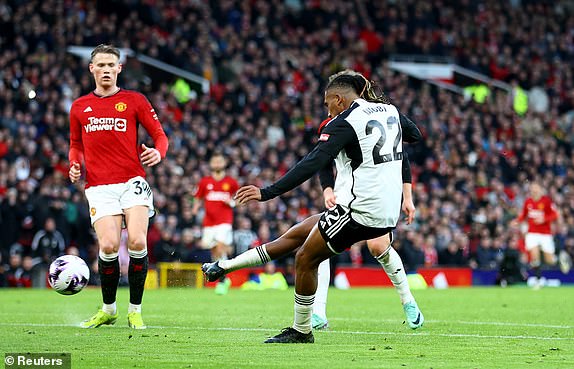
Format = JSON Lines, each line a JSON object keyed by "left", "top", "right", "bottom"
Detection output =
{"left": 90, "top": 44, "right": 120, "bottom": 62}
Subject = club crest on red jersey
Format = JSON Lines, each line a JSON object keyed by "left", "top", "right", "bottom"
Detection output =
{"left": 115, "top": 102, "right": 127, "bottom": 112}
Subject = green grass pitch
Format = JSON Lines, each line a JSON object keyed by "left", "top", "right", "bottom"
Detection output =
{"left": 1, "top": 286, "right": 572, "bottom": 368}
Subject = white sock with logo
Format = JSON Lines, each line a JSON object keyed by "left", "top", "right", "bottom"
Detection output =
{"left": 312, "top": 259, "right": 330, "bottom": 320}
{"left": 377, "top": 247, "right": 414, "bottom": 305}
{"left": 219, "top": 245, "right": 270, "bottom": 272}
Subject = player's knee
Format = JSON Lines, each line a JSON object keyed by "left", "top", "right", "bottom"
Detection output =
{"left": 98, "top": 238, "right": 120, "bottom": 255}
{"left": 294, "top": 248, "right": 312, "bottom": 269}
{"left": 127, "top": 235, "right": 147, "bottom": 251}
{"left": 368, "top": 240, "right": 389, "bottom": 258}
{"left": 295, "top": 248, "right": 321, "bottom": 270}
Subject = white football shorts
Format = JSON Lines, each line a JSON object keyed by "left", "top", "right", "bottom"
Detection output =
{"left": 200, "top": 223, "right": 233, "bottom": 249}
{"left": 524, "top": 232, "right": 555, "bottom": 254}
{"left": 84, "top": 176, "right": 155, "bottom": 225}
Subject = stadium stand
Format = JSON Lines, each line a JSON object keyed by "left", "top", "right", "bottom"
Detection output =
{"left": 1, "top": 0, "right": 573, "bottom": 287}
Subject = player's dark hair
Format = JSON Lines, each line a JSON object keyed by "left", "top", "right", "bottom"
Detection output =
{"left": 326, "top": 70, "right": 391, "bottom": 104}
{"left": 90, "top": 44, "right": 120, "bottom": 62}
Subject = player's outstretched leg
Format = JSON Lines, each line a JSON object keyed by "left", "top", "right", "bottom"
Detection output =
{"left": 203, "top": 215, "right": 322, "bottom": 282}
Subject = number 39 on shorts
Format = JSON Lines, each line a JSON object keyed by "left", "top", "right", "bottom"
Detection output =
{"left": 132, "top": 179, "right": 152, "bottom": 197}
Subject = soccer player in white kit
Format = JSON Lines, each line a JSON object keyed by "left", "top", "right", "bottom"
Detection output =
{"left": 234, "top": 72, "right": 412, "bottom": 343}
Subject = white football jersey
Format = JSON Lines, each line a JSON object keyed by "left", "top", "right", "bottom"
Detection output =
{"left": 318, "top": 98, "right": 403, "bottom": 227}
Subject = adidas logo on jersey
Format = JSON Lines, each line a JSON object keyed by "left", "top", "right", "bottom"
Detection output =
{"left": 83, "top": 106, "right": 93, "bottom": 112}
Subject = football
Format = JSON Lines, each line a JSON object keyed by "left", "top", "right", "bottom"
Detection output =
{"left": 48, "top": 255, "right": 90, "bottom": 295}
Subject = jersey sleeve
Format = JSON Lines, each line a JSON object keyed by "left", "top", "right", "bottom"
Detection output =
{"left": 231, "top": 178, "right": 240, "bottom": 194}
{"left": 319, "top": 161, "right": 335, "bottom": 190}
{"left": 193, "top": 178, "right": 206, "bottom": 199}
{"left": 136, "top": 93, "right": 169, "bottom": 158}
{"left": 259, "top": 119, "right": 353, "bottom": 201}
{"left": 545, "top": 198, "right": 558, "bottom": 223}
{"left": 68, "top": 103, "right": 85, "bottom": 166}
{"left": 517, "top": 200, "right": 528, "bottom": 222}
{"left": 402, "top": 152, "right": 412, "bottom": 184}
{"left": 399, "top": 113, "right": 422, "bottom": 143}
{"left": 315, "top": 118, "right": 356, "bottom": 158}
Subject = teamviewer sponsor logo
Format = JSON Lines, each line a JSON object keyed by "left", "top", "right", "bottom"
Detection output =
{"left": 85, "top": 117, "right": 127, "bottom": 133}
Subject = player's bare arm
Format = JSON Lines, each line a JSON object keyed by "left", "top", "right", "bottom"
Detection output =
{"left": 402, "top": 183, "right": 415, "bottom": 225}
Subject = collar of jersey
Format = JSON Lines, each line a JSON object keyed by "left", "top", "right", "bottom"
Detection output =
{"left": 92, "top": 88, "right": 122, "bottom": 98}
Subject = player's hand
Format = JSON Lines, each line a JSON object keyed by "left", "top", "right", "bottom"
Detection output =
{"left": 140, "top": 144, "right": 161, "bottom": 167}
{"left": 323, "top": 187, "right": 337, "bottom": 209}
{"left": 69, "top": 162, "right": 81, "bottom": 183}
{"left": 402, "top": 197, "right": 416, "bottom": 225}
{"left": 234, "top": 185, "right": 262, "bottom": 205}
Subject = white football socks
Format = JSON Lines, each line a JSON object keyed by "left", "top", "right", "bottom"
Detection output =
{"left": 377, "top": 247, "right": 414, "bottom": 305}
{"left": 293, "top": 293, "right": 314, "bottom": 334}
{"left": 128, "top": 303, "right": 141, "bottom": 314}
{"left": 312, "top": 259, "right": 330, "bottom": 320}
{"left": 219, "top": 245, "right": 270, "bottom": 272}
{"left": 102, "top": 302, "right": 117, "bottom": 315}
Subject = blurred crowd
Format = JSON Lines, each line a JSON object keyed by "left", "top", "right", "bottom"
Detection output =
{"left": 1, "top": 0, "right": 574, "bottom": 287}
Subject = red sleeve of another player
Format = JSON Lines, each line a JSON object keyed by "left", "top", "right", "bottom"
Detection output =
{"left": 517, "top": 199, "right": 528, "bottom": 222}
{"left": 231, "top": 178, "right": 240, "bottom": 194}
{"left": 136, "top": 94, "right": 169, "bottom": 158}
{"left": 318, "top": 118, "right": 331, "bottom": 134}
{"left": 545, "top": 198, "right": 558, "bottom": 223}
{"left": 194, "top": 178, "right": 206, "bottom": 199}
{"left": 68, "top": 104, "right": 84, "bottom": 166}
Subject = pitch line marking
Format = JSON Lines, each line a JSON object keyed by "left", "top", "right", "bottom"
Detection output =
{"left": 0, "top": 323, "right": 571, "bottom": 341}
{"left": 326, "top": 317, "right": 573, "bottom": 329}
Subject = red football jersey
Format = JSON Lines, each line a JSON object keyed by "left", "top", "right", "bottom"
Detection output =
{"left": 518, "top": 196, "right": 558, "bottom": 235}
{"left": 194, "top": 176, "right": 239, "bottom": 226}
{"left": 69, "top": 89, "right": 168, "bottom": 188}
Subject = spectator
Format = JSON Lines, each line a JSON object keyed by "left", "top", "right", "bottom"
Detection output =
{"left": 233, "top": 216, "right": 259, "bottom": 255}
{"left": 30, "top": 217, "right": 65, "bottom": 267}
{"left": 5, "top": 253, "right": 32, "bottom": 288}
{"left": 0, "top": 253, "right": 7, "bottom": 287}
{"left": 497, "top": 236, "right": 528, "bottom": 287}
{"left": 438, "top": 241, "right": 467, "bottom": 266}
{"left": 472, "top": 237, "right": 499, "bottom": 270}
{"left": 240, "top": 262, "right": 289, "bottom": 291}
{"left": 0, "top": 0, "right": 573, "bottom": 281}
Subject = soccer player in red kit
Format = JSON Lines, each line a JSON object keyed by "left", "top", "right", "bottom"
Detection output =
{"left": 192, "top": 152, "right": 238, "bottom": 294}
{"left": 68, "top": 44, "right": 168, "bottom": 329}
{"left": 512, "top": 182, "right": 560, "bottom": 287}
